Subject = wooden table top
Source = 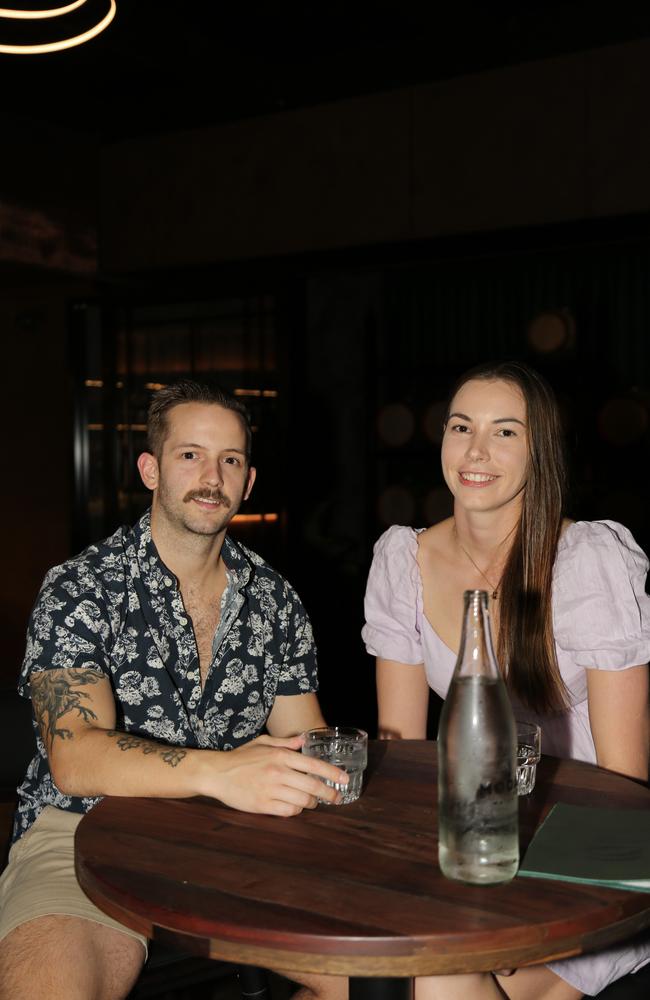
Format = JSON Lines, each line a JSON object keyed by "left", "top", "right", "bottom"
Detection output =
{"left": 75, "top": 740, "right": 650, "bottom": 976}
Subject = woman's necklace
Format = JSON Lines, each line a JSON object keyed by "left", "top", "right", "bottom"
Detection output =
{"left": 453, "top": 522, "right": 516, "bottom": 600}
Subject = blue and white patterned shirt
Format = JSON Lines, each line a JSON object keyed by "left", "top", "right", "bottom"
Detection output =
{"left": 14, "top": 510, "right": 318, "bottom": 841}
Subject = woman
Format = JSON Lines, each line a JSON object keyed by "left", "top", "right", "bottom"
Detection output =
{"left": 362, "top": 361, "right": 650, "bottom": 999}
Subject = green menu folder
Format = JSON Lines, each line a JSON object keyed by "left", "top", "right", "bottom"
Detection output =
{"left": 519, "top": 803, "right": 650, "bottom": 893}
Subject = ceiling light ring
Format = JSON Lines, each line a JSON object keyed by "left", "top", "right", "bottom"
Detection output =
{"left": 0, "top": 0, "right": 115, "bottom": 53}
{"left": 0, "top": 1, "right": 87, "bottom": 19}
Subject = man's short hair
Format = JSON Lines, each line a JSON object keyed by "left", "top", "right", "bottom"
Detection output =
{"left": 147, "top": 380, "right": 253, "bottom": 461}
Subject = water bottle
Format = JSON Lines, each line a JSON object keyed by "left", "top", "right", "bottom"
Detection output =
{"left": 437, "top": 589, "right": 519, "bottom": 884}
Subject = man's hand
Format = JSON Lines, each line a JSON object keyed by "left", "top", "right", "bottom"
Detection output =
{"left": 198, "top": 734, "right": 349, "bottom": 816}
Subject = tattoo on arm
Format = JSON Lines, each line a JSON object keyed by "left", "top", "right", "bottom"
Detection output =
{"left": 106, "top": 730, "right": 187, "bottom": 767}
{"left": 31, "top": 669, "right": 101, "bottom": 750}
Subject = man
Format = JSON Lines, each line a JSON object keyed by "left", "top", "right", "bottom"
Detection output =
{"left": 0, "top": 380, "right": 347, "bottom": 1000}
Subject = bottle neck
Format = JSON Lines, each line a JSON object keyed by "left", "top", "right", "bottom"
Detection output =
{"left": 455, "top": 589, "right": 501, "bottom": 680}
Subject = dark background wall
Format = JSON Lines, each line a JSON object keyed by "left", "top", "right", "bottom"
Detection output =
{"left": 1, "top": 11, "right": 650, "bottom": 737}
{"left": 0, "top": 111, "right": 97, "bottom": 680}
{"left": 100, "top": 39, "right": 650, "bottom": 270}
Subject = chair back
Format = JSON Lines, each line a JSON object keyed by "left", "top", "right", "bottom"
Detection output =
{"left": 0, "top": 687, "right": 35, "bottom": 864}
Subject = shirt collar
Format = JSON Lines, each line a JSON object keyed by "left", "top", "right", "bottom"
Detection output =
{"left": 132, "top": 508, "right": 157, "bottom": 568}
{"left": 131, "top": 508, "right": 252, "bottom": 593}
{"left": 221, "top": 534, "right": 253, "bottom": 591}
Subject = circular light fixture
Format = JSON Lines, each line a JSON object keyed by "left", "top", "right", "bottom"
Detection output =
{"left": 527, "top": 308, "right": 576, "bottom": 355}
{"left": 0, "top": 2, "right": 88, "bottom": 17}
{"left": 377, "top": 403, "right": 415, "bottom": 447}
{"left": 0, "top": 0, "right": 115, "bottom": 53}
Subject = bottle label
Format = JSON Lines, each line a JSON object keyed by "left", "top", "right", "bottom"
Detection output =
{"left": 476, "top": 774, "right": 517, "bottom": 798}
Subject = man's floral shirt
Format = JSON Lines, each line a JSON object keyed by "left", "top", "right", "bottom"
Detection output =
{"left": 14, "top": 510, "right": 318, "bottom": 842}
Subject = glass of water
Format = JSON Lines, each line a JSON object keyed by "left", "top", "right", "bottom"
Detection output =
{"left": 515, "top": 721, "right": 542, "bottom": 795}
{"left": 302, "top": 727, "right": 368, "bottom": 804}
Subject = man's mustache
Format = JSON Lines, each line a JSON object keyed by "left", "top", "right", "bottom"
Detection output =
{"left": 183, "top": 489, "right": 231, "bottom": 508}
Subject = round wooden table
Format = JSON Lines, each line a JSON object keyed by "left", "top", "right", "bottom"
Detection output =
{"left": 75, "top": 740, "right": 650, "bottom": 985}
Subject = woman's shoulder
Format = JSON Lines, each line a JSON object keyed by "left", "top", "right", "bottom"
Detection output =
{"left": 553, "top": 520, "right": 650, "bottom": 667}
{"left": 558, "top": 519, "right": 649, "bottom": 573}
{"left": 364, "top": 527, "right": 427, "bottom": 662}
{"left": 368, "top": 520, "right": 452, "bottom": 586}
{"left": 366, "top": 526, "right": 420, "bottom": 587}
{"left": 371, "top": 524, "right": 421, "bottom": 559}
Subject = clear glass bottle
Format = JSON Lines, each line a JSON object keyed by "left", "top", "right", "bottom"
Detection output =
{"left": 437, "top": 589, "right": 519, "bottom": 884}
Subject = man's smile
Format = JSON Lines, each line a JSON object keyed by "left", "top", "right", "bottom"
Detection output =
{"left": 183, "top": 489, "right": 231, "bottom": 508}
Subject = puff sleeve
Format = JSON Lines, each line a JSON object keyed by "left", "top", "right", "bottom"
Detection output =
{"left": 362, "top": 525, "right": 424, "bottom": 665}
{"left": 553, "top": 520, "right": 650, "bottom": 670}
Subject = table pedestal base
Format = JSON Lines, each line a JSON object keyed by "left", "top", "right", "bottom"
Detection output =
{"left": 350, "top": 977, "right": 413, "bottom": 1000}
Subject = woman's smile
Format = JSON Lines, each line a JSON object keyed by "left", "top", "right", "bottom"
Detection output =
{"left": 458, "top": 471, "right": 499, "bottom": 486}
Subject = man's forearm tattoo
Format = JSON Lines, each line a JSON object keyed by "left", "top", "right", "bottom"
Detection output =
{"left": 106, "top": 730, "right": 187, "bottom": 767}
{"left": 31, "top": 669, "right": 100, "bottom": 749}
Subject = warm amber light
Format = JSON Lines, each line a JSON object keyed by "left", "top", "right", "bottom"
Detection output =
{"left": 232, "top": 513, "right": 279, "bottom": 524}
{"left": 84, "top": 379, "right": 126, "bottom": 389}
{"left": 234, "top": 388, "right": 279, "bottom": 398}
{"left": 0, "top": 0, "right": 115, "bottom": 53}
{"left": 0, "top": 2, "right": 87, "bottom": 18}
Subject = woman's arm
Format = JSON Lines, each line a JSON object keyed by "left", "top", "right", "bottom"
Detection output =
{"left": 376, "top": 658, "right": 430, "bottom": 740}
{"left": 587, "top": 664, "right": 649, "bottom": 780}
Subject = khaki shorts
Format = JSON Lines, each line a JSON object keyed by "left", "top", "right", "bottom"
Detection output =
{"left": 0, "top": 805, "right": 148, "bottom": 956}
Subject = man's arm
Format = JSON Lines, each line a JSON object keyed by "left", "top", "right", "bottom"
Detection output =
{"left": 31, "top": 668, "right": 347, "bottom": 815}
{"left": 266, "top": 692, "right": 327, "bottom": 737}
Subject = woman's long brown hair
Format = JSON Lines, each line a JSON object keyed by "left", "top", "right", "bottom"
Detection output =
{"left": 446, "top": 361, "right": 568, "bottom": 714}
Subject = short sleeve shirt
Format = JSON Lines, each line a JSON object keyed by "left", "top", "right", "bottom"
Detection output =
{"left": 14, "top": 510, "right": 318, "bottom": 842}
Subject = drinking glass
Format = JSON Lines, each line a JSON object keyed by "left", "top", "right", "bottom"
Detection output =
{"left": 516, "top": 721, "right": 541, "bottom": 795}
{"left": 302, "top": 727, "right": 368, "bottom": 804}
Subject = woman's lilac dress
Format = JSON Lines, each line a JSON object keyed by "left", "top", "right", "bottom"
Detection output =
{"left": 362, "top": 520, "right": 650, "bottom": 995}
